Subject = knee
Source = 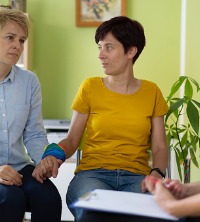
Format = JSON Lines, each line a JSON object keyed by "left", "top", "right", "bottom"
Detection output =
{"left": 66, "top": 173, "right": 93, "bottom": 203}
{"left": 30, "top": 180, "right": 62, "bottom": 210}
{"left": 0, "top": 185, "right": 26, "bottom": 211}
{"left": 66, "top": 190, "right": 83, "bottom": 220}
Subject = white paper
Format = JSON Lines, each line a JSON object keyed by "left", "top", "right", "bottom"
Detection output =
{"left": 72, "top": 189, "right": 179, "bottom": 221}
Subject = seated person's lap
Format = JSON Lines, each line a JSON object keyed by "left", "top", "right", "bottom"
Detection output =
{"left": 66, "top": 169, "right": 146, "bottom": 220}
{"left": 0, "top": 165, "right": 61, "bottom": 222}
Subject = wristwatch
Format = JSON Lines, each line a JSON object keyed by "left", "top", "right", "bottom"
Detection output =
{"left": 150, "top": 168, "right": 166, "bottom": 178}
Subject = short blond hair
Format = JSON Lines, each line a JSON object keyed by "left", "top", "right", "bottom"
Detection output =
{"left": 0, "top": 8, "right": 29, "bottom": 37}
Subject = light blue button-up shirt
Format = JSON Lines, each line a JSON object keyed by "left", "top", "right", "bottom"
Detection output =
{"left": 0, "top": 65, "right": 48, "bottom": 171}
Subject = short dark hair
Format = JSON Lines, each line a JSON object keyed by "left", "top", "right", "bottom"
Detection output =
{"left": 95, "top": 16, "right": 146, "bottom": 64}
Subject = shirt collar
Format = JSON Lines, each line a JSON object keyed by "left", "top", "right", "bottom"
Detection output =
{"left": 2, "top": 66, "right": 16, "bottom": 83}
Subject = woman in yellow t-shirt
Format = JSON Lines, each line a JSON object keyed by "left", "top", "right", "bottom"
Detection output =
{"left": 35, "top": 16, "right": 169, "bottom": 221}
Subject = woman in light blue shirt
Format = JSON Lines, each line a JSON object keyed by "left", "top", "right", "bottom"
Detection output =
{"left": 0, "top": 8, "right": 61, "bottom": 222}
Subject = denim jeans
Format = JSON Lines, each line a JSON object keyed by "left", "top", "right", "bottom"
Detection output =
{"left": 66, "top": 169, "right": 146, "bottom": 221}
{"left": 0, "top": 165, "right": 62, "bottom": 222}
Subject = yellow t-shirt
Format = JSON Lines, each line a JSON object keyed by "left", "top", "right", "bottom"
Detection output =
{"left": 72, "top": 77, "right": 168, "bottom": 175}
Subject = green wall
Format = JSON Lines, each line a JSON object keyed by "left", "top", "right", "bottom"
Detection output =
{"left": 1, "top": 0, "right": 182, "bottom": 118}
{"left": 1, "top": 0, "right": 199, "bottom": 180}
{"left": 2, "top": 0, "right": 181, "bottom": 119}
{"left": 185, "top": 0, "right": 200, "bottom": 182}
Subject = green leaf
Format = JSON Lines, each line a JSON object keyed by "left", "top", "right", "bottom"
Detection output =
{"left": 192, "top": 99, "right": 200, "bottom": 109}
{"left": 189, "top": 77, "right": 200, "bottom": 91}
{"left": 179, "top": 127, "right": 186, "bottom": 133}
{"left": 167, "top": 77, "right": 186, "bottom": 102}
{"left": 186, "top": 101, "right": 199, "bottom": 135}
{"left": 179, "top": 76, "right": 188, "bottom": 82}
{"left": 181, "top": 131, "right": 188, "bottom": 147}
{"left": 166, "top": 132, "right": 172, "bottom": 146}
{"left": 189, "top": 133, "right": 199, "bottom": 152}
{"left": 165, "top": 99, "right": 185, "bottom": 122}
{"left": 190, "top": 148, "right": 199, "bottom": 168}
{"left": 185, "top": 79, "right": 193, "bottom": 98}
{"left": 165, "top": 76, "right": 200, "bottom": 180}
{"left": 199, "top": 138, "right": 200, "bottom": 149}
{"left": 172, "top": 131, "right": 179, "bottom": 140}
{"left": 183, "top": 147, "right": 188, "bottom": 160}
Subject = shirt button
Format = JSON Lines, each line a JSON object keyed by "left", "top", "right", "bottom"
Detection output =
{"left": 0, "top": 99, "right": 3, "bottom": 102}
{"left": 3, "top": 130, "right": 6, "bottom": 133}
{"left": 2, "top": 114, "right": 6, "bottom": 117}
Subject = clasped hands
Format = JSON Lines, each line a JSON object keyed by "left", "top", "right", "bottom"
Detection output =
{"left": 144, "top": 175, "right": 185, "bottom": 199}
{"left": 32, "top": 156, "right": 63, "bottom": 183}
{"left": 143, "top": 175, "right": 186, "bottom": 215}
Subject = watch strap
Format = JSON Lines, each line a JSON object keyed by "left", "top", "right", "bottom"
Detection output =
{"left": 150, "top": 168, "right": 166, "bottom": 178}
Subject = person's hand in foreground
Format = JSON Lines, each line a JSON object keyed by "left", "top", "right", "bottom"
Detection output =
{"left": 144, "top": 175, "right": 181, "bottom": 217}
{"left": 144, "top": 175, "right": 200, "bottom": 218}
{"left": 32, "top": 156, "right": 62, "bottom": 183}
{"left": 145, "top": 175, "right": 186, "bottom": 198}
{"left": 0, "top": 165, "right": 23, "bottom": 186}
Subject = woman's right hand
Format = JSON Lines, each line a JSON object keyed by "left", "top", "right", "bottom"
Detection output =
{"left": 0, "top": 165, "right": 23, "bottom": 186}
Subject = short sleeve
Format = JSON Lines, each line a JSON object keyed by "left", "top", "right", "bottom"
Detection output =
{"left": 153, "top": 85, "right": 169, "bottom": 117}
{"left": 71, "top": 78, "right": 91, "bottom": 114}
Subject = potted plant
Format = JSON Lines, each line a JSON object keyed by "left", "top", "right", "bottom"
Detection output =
{"left": 165, "top": 76, "right": 200, "bottom": 183}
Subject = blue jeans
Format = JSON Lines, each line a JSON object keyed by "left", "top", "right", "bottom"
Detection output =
{"left": 0, "top": 165, "right": 61, "bottom": 222}
{"left": 66, "top": 169, "right": 146, "bottom": 221}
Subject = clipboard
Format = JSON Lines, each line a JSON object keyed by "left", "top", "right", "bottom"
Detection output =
{"left": 72, "top": 189, "right": 179, "bottom": 221}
